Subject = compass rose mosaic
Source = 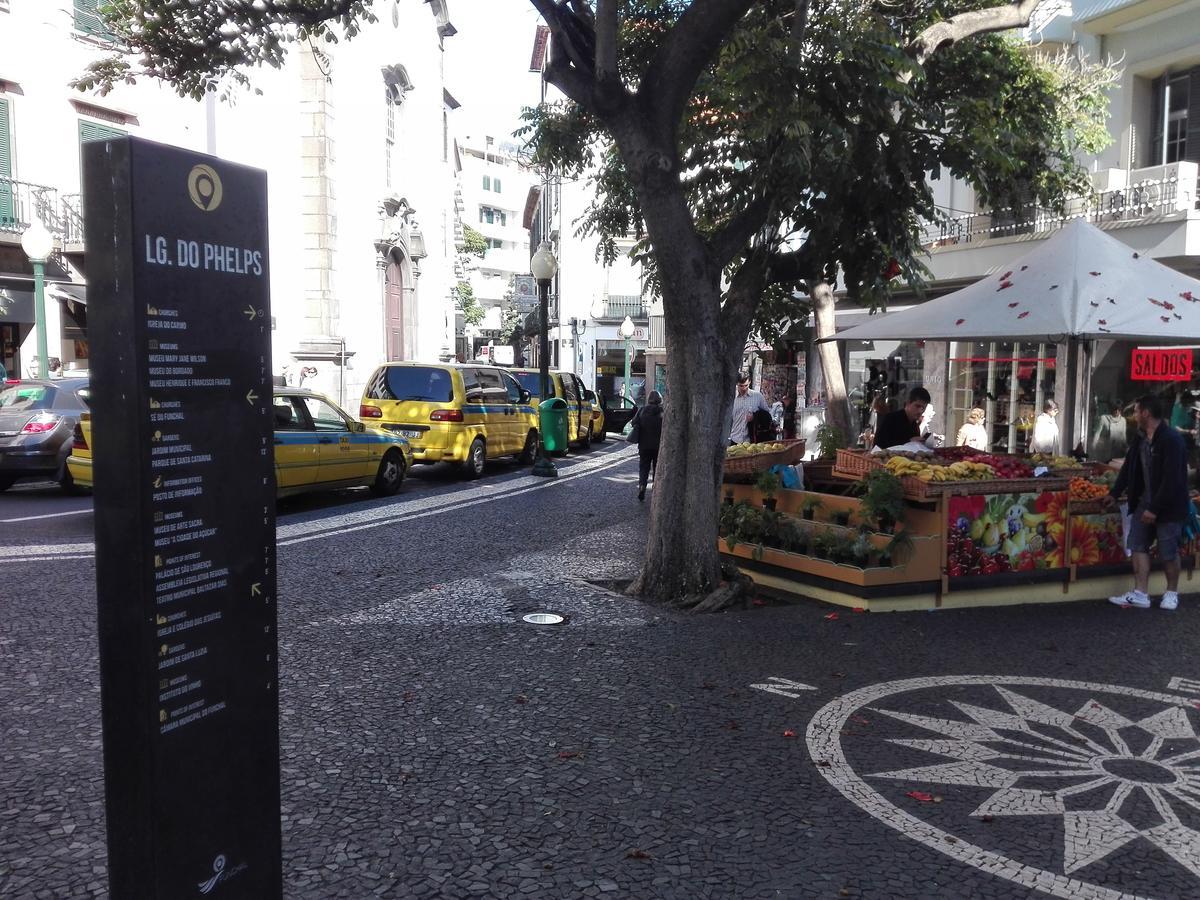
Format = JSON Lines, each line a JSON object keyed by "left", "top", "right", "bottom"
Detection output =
{"left": 805, "top": 676, "right": 1200, "bottom": 899}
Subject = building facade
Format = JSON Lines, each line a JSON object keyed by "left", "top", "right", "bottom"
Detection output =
{"left": 820, "top": 0, "right": 1200, "bottom": 451}
{"left": 1, "top": 0, "right": 463, "bottom": 409}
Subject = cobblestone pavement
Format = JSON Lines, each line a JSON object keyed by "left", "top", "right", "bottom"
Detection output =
{"left": 3, "top": 443, "right": 1200, "bottom": 898}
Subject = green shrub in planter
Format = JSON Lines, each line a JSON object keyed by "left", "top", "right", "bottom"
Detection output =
{"left": 859, "top": 468, "right": 906, "bottom": 533}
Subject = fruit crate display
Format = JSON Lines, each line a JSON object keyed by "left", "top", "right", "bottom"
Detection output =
{"left": 836, "top": 448, "right": 1070, "bottom": 501}
{"left": 723, "top": 439, "right": 806, "bottom": 476}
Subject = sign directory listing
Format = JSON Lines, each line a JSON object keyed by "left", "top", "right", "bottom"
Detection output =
{"left": 84, "top": 138, "right": 281, "bottom": 898}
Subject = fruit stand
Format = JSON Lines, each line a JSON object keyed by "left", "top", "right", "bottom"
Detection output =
{"left": 718, "top": 444, "right": 1195, "bottom": 612}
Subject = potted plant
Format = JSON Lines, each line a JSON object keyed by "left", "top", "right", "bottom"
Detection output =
{"left": 831, "top": 507, "right": 852, "bottom": 528}
{"left": 815, "top": 423, "right": 846, "bottom": 461}
{"left": 851, "top": 532, "right": 874, "bottom": 568}
{"left": 755, "top": 470, "right": 781, "bottom": 510}
{"left": 800, "top": 494, "right": 823, "bottom": 521}
{"left": 859, "top": 469, "right": 906, "bottom": 533}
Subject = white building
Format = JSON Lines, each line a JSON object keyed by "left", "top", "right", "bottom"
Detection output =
{"left": 1, "top": 0, "right": 463, "bottom": 408}
{"left": 457, "top": 133, "right": 536, "bottom": 356}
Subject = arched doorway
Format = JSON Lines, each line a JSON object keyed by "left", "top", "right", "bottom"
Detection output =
{"left": 385, "top": 251, "right": 405, "bottom": 360}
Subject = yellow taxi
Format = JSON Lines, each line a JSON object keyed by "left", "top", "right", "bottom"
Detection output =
{"left": 359, "top": 362, "right": 538, "bottom": 478}
{"left": 67, "top": 388, "right": 413, "bottom": 498}
{"left": 509, "top": 368, "right": 604, "bottom": 448}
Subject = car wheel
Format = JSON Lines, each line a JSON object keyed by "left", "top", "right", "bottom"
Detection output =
{"left": 592, "top": 424, "right": 607, "bottom": 443}
{"left": 58, "top": 466, "right": 86, "bottom": 496}
{"left": 580, "top": 424, "right": 592, "bottom": 450}
{"left": 0, "top": 475, "right": 16, "bottom": 492}
{"left": 370, "top": 450, "right": 405, "bottom": 496}
{"left": 463, "top": 438, "right": 486, "bottom": 479}
{"left": 517, "top": 430, "right": 537, "bottom": 464}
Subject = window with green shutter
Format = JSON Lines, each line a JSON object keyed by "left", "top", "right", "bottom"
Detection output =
{"left": 0, "top": 98, "right": 12, "bottom": 229}
{"left": 79, "top": 120, "right": 125, "bottom": 184}
{"left": 74, "top": 0, "right": 114, "bottom": 40}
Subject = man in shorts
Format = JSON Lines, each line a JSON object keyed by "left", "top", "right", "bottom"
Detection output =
{"left": 1107, "top": 394, "right": 1190, "bottom": 610}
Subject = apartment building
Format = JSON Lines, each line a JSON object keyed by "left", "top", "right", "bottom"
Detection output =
{"left": 458, "top": 133, "right": 537, "bottom": 357}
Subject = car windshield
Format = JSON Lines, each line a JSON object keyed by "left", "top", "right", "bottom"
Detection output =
{"left": 377, "top": 367, "right": 455, "bottom": 403}
{"left": 513, "top": 372, "right": 543, "bottom": 399}
{"left": 0, "top": 385, "right": 53, "bottom": 411}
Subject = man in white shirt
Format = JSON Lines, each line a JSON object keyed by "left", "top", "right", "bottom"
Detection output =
{"left": 730, "top": 373, "right": 770, "bottom": 443}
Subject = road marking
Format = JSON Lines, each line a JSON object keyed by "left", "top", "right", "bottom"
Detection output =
{"left": 750, "top": 677, "right": 818, "bottom": 698}
{"left": 0, "top": 447, "right": 638, "bottom": 564}
{"left": 279, "top": 449, "right": 636, "bottom": 547}
{"left": 0, "top": 508, "right": 94, "bottom": 524}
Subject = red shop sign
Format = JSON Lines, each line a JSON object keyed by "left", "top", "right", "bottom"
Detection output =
{"left": 1130, "top": 348, "right": 1193, "bottom": 381}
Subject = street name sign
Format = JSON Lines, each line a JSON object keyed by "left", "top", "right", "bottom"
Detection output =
{"left": 84, "top": 137, "right": 280, "bottom": 898}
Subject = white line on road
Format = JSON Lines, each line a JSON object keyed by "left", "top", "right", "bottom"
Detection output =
{"left": 0, "top": 508, "right": 93, "bottom": 524}
{"left": 0, "top": 447, "right": 638, "bottom": 564}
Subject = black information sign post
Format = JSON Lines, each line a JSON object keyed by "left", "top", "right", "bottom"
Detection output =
{"left": 84, "top": 137, "right": 280, "bottom": 898}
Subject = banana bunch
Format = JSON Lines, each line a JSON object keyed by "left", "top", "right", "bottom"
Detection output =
{"left": 726, "top": 442, "right": 786, "bottom": 458}
{"left": 885, "top": 457, "right": 995, "bottom": 482}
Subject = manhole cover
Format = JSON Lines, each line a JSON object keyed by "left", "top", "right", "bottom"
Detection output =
{"left": 522, "top": 613, "right": 566, "bottom": 626}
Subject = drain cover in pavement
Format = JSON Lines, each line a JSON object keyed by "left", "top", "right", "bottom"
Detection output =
{"left": 522, "top": 613, "right": 566, "bottom": 626}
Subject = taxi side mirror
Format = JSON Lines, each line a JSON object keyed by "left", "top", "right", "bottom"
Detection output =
{"left": 519, "top": 389, "right": 532, "bottom": 404}
{"left": 350, "top": 421, "right": 366, "bottom": 433}
{"left": 583, "top": 390, "right": 596, "bottom": 402}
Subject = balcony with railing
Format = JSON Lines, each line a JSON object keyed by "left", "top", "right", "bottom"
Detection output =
{"left": 922, "top": 162, "right": 1199, "bottom": 250}
{"left": 0, "top": 179, "right": 85, "bottom": 250}
{"left": 596, "top": 294, "right": 649, "bottom": 320}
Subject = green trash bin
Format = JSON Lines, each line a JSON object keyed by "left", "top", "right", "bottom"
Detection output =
{"left": 539, "top": 397, "right": 569, "bottom": 454}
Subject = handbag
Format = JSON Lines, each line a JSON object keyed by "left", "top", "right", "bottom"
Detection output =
{"left": 627, "top": 410, "right": 641, "bottom": 444}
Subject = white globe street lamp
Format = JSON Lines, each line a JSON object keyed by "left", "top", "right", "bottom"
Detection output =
{"left": 20, "top": 218, "right": 54, "bottom": 379}
{"left": 529, "top": 242, "right": 559, "bottom": 478}
{"left": 619, "top": 314, "right": 636, "bottom": 403}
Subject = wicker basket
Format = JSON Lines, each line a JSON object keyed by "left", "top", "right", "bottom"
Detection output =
{"left": 833, "top": 449, "right": 875, "bottom": 479}
{"left": 777, "top": 439, "right": 807, "bottom": 465}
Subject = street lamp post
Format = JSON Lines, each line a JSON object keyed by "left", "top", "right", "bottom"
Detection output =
{"left": 20, "top": 218, "right": 54, "bottom": 379}
{"left": 619, "top": 314, "right": 636, "bottom": 403}
{"left": 529, "top": 241, "right": 559, "bottom": 479}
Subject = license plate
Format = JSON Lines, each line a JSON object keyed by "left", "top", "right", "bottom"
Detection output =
{"left": 400, "top": 430, "right": 421, "bottom": 440}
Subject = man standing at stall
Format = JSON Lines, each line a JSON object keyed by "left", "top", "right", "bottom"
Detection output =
{"left": 730, "top": 372, "right": 770, "bottom": 444}
{"left": 872, "top": 386, "right": 931, "bottom": 450}
{"left": 1107, "top": 395, "right": 1190, "bottom": 610}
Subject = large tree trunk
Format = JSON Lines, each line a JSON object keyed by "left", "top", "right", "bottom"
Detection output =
{"left": 810, "top": 280, "right": 851, "bottom": 439}
{"left": 634, "top": 281, "right": 740, "bottom": 607}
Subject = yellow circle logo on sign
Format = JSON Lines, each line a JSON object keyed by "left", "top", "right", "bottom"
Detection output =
{"left": 187, "top": 164, "right": 223, "bottom": 212}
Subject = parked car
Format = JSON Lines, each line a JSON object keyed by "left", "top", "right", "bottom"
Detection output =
{"left": 509, "top": 368, "right": 602, "bottom": 449}
{"left": 0, "top": 377, "right": 91, "bottom": 493}
{"left": 359, "top": 362, "right": 537, "bottom": 478}
{"left": 67, "top": 388, "right": 412, "bottom": 499}
{"left": 599, "top": 392, "right": 640, "bottom": 438}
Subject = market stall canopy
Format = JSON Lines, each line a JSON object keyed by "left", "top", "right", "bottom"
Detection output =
{"left": 826, "top": 219, "right": 1200, "bottom": 343}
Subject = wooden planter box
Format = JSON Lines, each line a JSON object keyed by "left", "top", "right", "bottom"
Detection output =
{"left": 722, "top": 538, "right": 940, "bottom": 587}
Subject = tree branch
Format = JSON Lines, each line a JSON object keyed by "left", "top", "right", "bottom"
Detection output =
{"left": 907, "top": 0, "right": 1042, "bottom": 66}
{"left": 595, "top": 0, "right": 619, "bottom": 84}
{"left": 709, "top": 196, "right": 773, "bottom": 268}
{"left": 530, "top": 0, "right": 597, "bottom": 106}
{"left": 719, "top": 249, "right": 769, "bottom": 360}
{"left": 639, "top": 0, "right": 758, "bottom": 147}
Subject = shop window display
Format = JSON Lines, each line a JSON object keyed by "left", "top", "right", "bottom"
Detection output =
{"left": 948, "top": 342, "right": 1056, "bottom": 453}
{"left": 846, "top": 340, "right": 924, "bottom": 442}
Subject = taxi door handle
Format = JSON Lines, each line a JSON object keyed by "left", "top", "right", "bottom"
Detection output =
{"left": 318, "top": 437, "right": 334, "bottom": 444}
{"left": 274, "top": 439, "right": 283, "bottom": 445}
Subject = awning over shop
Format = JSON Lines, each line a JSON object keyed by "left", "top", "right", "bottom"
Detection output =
{"left": 0, "top": 288, "right": 35, "bottom": 323}
{"left": 827, "top": 219, "right": 1200, "bottom": 344}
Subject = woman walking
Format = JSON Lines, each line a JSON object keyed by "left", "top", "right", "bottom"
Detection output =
{"left": 632, "top": 390, "right": 664, "bottom": 502}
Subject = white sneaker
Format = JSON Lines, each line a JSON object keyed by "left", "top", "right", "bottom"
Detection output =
{"left": 1109, "top": 591, "right": 1150, "bottom": 608}
{"left": 1160, "top": 592, "right": 1179, "bottom": 611}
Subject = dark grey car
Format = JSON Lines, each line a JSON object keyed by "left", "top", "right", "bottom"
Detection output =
{"left": 0, "top": 378, "right": 91, "bottom": 493}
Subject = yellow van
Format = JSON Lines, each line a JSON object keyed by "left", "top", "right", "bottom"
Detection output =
{"left": 359, "top": 362, "right": 538, "bottom": 478}
{"left": 509, "top": 369, "right": 603, "bottom": 448}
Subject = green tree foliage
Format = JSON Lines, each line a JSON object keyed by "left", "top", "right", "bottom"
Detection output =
{"left": 461, "top": 224, "right": 489, "bottom": 259}
{"left": 452, "top": 281, "right": 486, "bottom": 327}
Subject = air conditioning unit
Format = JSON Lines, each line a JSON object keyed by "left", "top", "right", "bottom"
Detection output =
{"left": 1091, "top": 169, "right": 1128, "bottom": 193}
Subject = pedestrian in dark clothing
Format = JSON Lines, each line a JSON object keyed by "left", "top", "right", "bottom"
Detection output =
{"left": 631, "top": 390, "right": 664, "bottom": 502}
{"left": 1107, "top": 394, "right": 1190, "bottom": 610}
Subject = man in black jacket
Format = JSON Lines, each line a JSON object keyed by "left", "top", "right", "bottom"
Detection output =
{"left": 631, "top": 391, "right": 664, "bottom": 502}
{"left": 1107, "top": 394, "right": 1190, "bottom": 610}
